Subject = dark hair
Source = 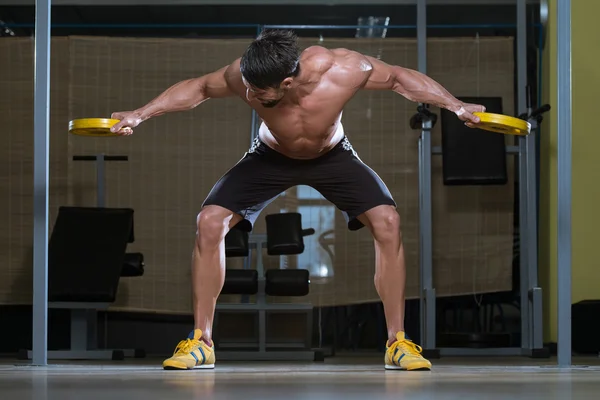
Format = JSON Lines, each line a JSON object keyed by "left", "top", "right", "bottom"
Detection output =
{"left": 240, "top": 30, "right": 300, "bottom": 89}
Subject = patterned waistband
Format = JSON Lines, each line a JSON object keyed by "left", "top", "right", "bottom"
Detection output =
{"left": 248, "top": 135, "right": 355, "bottom": 157}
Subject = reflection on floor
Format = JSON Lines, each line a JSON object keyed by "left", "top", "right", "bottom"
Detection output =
{"left": 1, "top": 356, "right": 599, "bottom": 400}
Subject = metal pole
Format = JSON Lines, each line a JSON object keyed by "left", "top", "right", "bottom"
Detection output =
{"left": 32, "top": 0, "right": 51, "bottom": 366}
{"left": 250, "top": 25, "right": 263, "bottom": 145}
{"left": 419, "top": 119, "right": 435, "bottom": 350}
{"left": 528, "top": 119, "right": 543, "bottom": 351}
{"left": 417, "top": 0, "right": 426, "bottom": 73}
{"left": 416, "top": 0, "right": 435, "bottom": 351}
{"left": 516, "top": 0, "right": 531, "bottom": 352}
{"left": 96, "top": 155, "right": 105, "bottom": 207}
{"left": 556, "top": 0, "right": 572, "bottom": 368}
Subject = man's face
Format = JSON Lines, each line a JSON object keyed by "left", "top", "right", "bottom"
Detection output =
{"left": 242, "top": 76, "right": 287, "bottom": 108}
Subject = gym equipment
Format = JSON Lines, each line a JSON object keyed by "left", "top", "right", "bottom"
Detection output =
{"left": 225, "top": 226, "right": 249, "bottom": 257}
{"left": 20, "top": 207, "right": 144, "bottom": 360}
{"left": 121, "top": 253, "right": 145, "bottom": 277}
{"left": 214, "top": 212, "right": 319, "bottom": 361}
{"left": 472, "top": 112, "right": 531, "bottom": 136}
{"left": 221, "top": 270, "right": 259, "bottom": 296}
{"left": 440, "top": 98, "right": 508, "bottom": 186}
{"left": 265, "top": 269, "right": 310, "bottom": 297}
{"left": 21, "top": 152, "right": 145, "bottom": 361}
{"left": 415, "top": 101, "right": 550, "bottom": 358}
{"left": 266, "top": 212, "right": 315, "bottom": 255}
{"left": 69, "top": 118, "right": 120, "bottom": 137}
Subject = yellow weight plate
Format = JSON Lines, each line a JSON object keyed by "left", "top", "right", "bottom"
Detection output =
{"left": 473, "top": 112, "right": 531, "bottom": 136}
{"left": 68, "top": 118, "right": 120, "bottom": 137}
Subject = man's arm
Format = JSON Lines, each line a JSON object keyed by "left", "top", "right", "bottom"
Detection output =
{"left": 110, "top": 61, "right": 239, "bottom": 134}
{"left": 345, "top": 52, "right": 484, "bottom": 123}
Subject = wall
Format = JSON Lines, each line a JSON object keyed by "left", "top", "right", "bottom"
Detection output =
{"left": 571, "top": 2, "right": 600, "bottom": 316}
{"left": 0, "top": 35, "right": 516, "bottom": 315}
{"left": 540, "top": 0, "right": 600, "bottom": 343}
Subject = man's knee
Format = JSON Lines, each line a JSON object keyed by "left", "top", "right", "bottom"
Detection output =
{"left": 196, "top": 206, "right": 232, "bottom": 247}
{"left": 370, "top": 207, "right": 402, "bottom": 244}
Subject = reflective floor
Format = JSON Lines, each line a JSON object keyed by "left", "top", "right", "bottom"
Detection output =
{"left": 1, "top": 356, "right": 599, "bottom": 400}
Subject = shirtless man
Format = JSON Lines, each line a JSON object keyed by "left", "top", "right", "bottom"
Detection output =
{"left": 110, "top": 30, "right": 485, "bottom": 371}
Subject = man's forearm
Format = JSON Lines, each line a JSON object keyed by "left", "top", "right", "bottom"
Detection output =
{"left": 392, "top": 67, "right": 464, "bottom": 113}
{"left": 133, "top": 77, "right": 209, "bottom": 122}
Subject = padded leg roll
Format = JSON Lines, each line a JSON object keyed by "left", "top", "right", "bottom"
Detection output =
{"left": 221, "top": 269, "right": 258, "bottom": 295}
{"left": 265, "top": 269, "right": 310, "bottom": 297}
{"left": 121, "top": 253, "right": 144, "bottom": 277}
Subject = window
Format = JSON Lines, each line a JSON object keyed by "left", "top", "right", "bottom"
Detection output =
{"left": 296, "top": 186, "right": 335, "bottom": 282}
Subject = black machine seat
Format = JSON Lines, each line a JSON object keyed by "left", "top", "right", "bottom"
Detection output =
{"left": 48, "top": 206, "right": 135, "bottom": 303}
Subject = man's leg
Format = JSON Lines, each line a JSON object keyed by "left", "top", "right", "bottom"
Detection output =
{"left": 163, "top": 138, "right": 295, "bottom": 370}
{"left": 307, "top": 136, "right": 430, "bottom": 370}
{"left": 163, "top": 204, "right": 243, "bottom": 370}
{"left": 192, "top": 205, "right": 242, "bottom": 342}
{"left": 356, "top": 206, "right": 430, "bottom": 370}
{"left": 355, "top": 205, "right": 405, "bottom": 340}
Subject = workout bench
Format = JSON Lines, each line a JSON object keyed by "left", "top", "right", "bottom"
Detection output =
{"left": 20, "top": 206, "right": 146, "bottom": 360}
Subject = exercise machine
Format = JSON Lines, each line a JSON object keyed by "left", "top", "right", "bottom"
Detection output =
{"left": 21, "top": 154, "right": 145, "bottom": 360}
{"left": 214, "top": 212, "right": 322, "bottom": 361}
{"left": 414, "top": 101, "right": 550, "bottom": 358}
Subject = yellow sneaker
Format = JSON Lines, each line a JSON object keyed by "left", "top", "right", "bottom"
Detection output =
{"left": 385, "top": 332, "right": 432, "bottom": 371}
{"left": 162, "top": 329, "right": 216, "bottom": 370}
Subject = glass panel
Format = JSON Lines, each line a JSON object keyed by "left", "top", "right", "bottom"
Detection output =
{"left": 297, "top": 185, "right": 325, "bottom": 200}
{"left": 297, "top": 205, "right": 335, "bottom": 283}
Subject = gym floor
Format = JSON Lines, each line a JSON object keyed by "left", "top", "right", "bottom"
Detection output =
{"left": 1, "top": 356, "right": 599, "bottom": 399}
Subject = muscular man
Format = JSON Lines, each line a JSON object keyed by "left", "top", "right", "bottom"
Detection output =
{"left": 111, "top": 30, "right": 485, "bottom": 371}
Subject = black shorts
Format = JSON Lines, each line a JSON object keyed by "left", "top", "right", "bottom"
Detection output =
{"left": 202, "top": 135, "right": 396, "bottom": 231}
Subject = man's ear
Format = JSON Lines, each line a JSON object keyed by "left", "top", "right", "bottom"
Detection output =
{"left": 281, "top": 77, "right": 294, "bottom": 89}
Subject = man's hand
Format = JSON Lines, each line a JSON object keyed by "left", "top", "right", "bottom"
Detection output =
{"left": 110, "top": 111, "right": 143, "bottom": 135}
{"left": 455, "top": 102, "right": 486, "bottom": 128}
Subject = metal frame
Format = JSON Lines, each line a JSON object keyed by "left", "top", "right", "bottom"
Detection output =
{"left": 556, "top": 0, "right": 572, "bottom": 368}
{"left": 26, "top": 303, "right": 129, "bottom": 361}
{"left": 215, "top": 234, "right": 316, "bottom": 361}
{"left": 417, "top": 0, "right": 546, "bottom": 358}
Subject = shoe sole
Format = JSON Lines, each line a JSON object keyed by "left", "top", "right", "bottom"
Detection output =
{"left": 193, "top": 364, "right": 215, "bottom": 370}
{"left": 163, "top": 364, "right": 215, "bottom": 370}
{"left": 385, "top": 365, "right": 431, "bottom": 371}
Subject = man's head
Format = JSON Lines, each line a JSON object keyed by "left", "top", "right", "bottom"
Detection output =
{"left": 240, "top": 30, "right": 300, "bottom": 108}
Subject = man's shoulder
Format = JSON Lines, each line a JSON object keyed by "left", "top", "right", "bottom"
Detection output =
{"left": 301, "top": 46, "right": 364, "bottom": 76}
{"left": 301, "top": 46, "right": 334, "bottom": 65}
{"left": 224, "top": 58, "right": 242, "bottom": 80}
{"left": 304, "top": 47, "right": 370, "bottom": 69}
{"left": 301, "top": 46, "right": 358, "bottom": 62}
{"left": 223, "top": 58, "right": 245, "bottom": 91}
